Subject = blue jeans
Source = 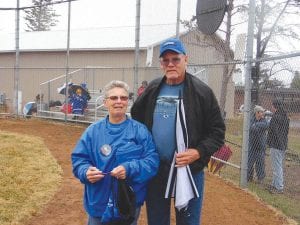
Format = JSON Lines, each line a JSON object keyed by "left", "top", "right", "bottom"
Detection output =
{"left": 247, "top": 147, "right": 266, "bottom": 181}
{"left": 146, "top": 168, "right": 205, "bottom": 225}
{"left": 270, "top": 148, "right": 285, "bottom": 190}
{"left": 87, "top": 207, "right": 141, "bottom": 225}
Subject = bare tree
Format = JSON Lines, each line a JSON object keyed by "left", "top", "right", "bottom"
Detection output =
{"left": 184, "top": 0, "right": 299, "bottom": 113}
{"left": 248, "top": 0, "right": 300, "bottom": 103}
{"left": 183, "top": 0, "right": 239, "bottom": 116}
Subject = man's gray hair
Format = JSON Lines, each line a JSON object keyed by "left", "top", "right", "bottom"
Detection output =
{"left": 103, "top": 80, "right": 130, "bottom": 98}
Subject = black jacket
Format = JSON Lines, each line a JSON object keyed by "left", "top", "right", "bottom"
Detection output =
{"left": 131, "top": 72, "right": 225, "bottom": 172}
{"left": 267, "top": 110, "right": 289, "bottom": 150}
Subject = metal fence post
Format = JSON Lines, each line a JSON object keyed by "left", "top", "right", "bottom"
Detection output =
{"left": 240, "top": 0, "right": 256, "bottom": 188}
{"left": 134, "top": 0, "right": 141, "bottom": 101}
{"left": 64, "top": 1, "right": 71, "bottom": 122}
{"left": 14, "top": 0, "right": 20, "bottom": 116}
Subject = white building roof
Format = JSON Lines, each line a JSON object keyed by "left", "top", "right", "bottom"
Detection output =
{"left": 0, "top": 24, "right": 187, "bottom": 52}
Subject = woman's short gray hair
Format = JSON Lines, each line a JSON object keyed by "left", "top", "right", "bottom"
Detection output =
{"left": 103, "top": 80, "right": 130, "bottom": 98}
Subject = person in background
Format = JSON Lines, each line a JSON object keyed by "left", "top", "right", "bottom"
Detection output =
{"left": 35, "top": 93, "right": 44, "bottom": 103}
{"left": 247, "top": 105, "right": 269, "bottom": 184}
{"left": 137, "top": 80, "right": 148, "bottom": 96}
{"left": 71, "top": 80, "right": 159, "bottom": 225}
{"left": 267, "top": 99, "right": 289, "bottom": 194}
{"left": 70, "top": 88, "right": 87, "bottom": 115}
{"left": 131, "top": 38, "right": 225, "bottom": 225}
{"left": 80, "top": 83, "right": 92, "bottom": 104}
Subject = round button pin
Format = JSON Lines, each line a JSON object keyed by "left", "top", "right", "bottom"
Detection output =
{"left": 100, "top": 144, "right": 112, "bottom": 156}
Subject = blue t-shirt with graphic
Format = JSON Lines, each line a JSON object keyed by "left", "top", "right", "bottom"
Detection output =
{"left": 152, "top": 82, "right": 184, "bottom": 162}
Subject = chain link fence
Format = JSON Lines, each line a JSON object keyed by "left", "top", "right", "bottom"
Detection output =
{"left": 1, "top": 53, "right": 299, "bottom": 224}
{"left": 1, "top": 0, "right": 300, "bottom": 223}
{"left": 219, "top": 55, "right": 300, "bottom": 223}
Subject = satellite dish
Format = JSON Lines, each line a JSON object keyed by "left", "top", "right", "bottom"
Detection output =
{"left": 196, "top": 0, "right": 227, "bottom": 35}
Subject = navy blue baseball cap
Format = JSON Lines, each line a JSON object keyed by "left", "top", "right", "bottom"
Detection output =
{"left": 159, "top": 38, "right": 186, "bottom": 57}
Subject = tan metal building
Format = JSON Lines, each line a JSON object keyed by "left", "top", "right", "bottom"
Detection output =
{"left": 0, "top": 27, "right": 234, "bottom": 117}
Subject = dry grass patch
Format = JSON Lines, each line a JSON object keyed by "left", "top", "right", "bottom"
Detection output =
{"left": 0, "top": 130, "right": 63, "bottom": 225}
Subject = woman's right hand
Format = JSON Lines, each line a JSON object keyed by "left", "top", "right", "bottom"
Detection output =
{"left": 86, "top": 166, "right": 105, "bottom": 183}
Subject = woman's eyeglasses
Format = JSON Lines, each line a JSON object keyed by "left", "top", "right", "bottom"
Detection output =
{"left": 160, "top": 57, "right": 182, "bottom": 66}
{"left": 107, "top": 96, "right": 129, "bottom": 101}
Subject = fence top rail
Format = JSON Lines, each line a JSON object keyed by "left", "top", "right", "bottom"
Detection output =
{"left": 1, "top": 52, "right": 299, "bottom": 71}
{"left": 0, "top": 66, "right": 160, "bottom": 69}
{"left": 253, "top": 51, "right": 300, "bottom": 63}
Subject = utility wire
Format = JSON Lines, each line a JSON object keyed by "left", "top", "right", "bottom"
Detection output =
{"left": 0, "top": 0, "right": 78, "bottom": 10}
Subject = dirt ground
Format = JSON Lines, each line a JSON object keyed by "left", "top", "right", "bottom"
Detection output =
{"left": 0, "top": 118, "right": 293, "bottom": 225}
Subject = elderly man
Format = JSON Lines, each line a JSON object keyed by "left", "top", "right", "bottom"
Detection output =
{"left": 247, "top": 105, "right": 269, "bottom": 183}
{"left": 131, "top": 38, "right": 225, "bottom": 225}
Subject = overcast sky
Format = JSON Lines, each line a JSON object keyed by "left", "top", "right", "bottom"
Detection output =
{"left": 0, "top": 0, "right": 197, "bottom": 32}
{"left": 1, "top": 0, "right": 298, "bottom": 51}
{"left": 0, "top": 0, "right": 298, "bottom": 85}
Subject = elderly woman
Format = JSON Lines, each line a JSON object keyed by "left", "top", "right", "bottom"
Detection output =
{"left": 71, "top": 80, "right": 159, "bottom": 225}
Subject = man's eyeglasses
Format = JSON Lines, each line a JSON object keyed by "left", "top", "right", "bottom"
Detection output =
{"left": 107, "top": 96, "right": 129, "bottom": 101}
{"left": 160, "top": 57, "right": 182, "bottom": 66}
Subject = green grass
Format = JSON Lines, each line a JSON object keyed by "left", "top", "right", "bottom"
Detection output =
{"left": 248, "top": 183, "right": 300, "bottom": 223}
{"left": 0, "top": 131, "right": 63, "bottom": 225}
{"left": 288, "top": 135, "right": 300, "bottom": 154}
{"left": 224, "top": 117, "right": 300, "bottom": 224}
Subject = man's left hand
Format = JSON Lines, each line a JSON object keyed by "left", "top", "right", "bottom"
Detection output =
{"left": 175, "top": 148, "right": 200, "bottom": 167}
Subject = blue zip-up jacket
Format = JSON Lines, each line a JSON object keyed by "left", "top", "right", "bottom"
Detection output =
{"left": 249, "top": 115, "right": 269, "bottom": 151}
{"left": 71, "top": 117, "right": 159, "bottom": 217}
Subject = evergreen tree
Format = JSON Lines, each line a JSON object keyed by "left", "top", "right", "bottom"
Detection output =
{"left": 24, "top": 0, "right": 60, "bottom": 31}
